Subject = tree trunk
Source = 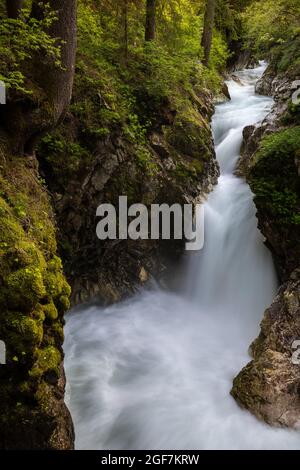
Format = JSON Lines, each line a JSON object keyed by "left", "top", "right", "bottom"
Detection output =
{"left": 123, "top": 0, "right": 128, "bottom": 60}
{"left": 30, "top": 0, "right": 77, "bottom": 126}
{"left": 145, "top": 0, "right": 156, "bottom": 42}
{"left": 2, "top": 0, "right": 77, "bottom": 154}
{"left": 6, "top": 0, "right": 24, "bottom": 18}
{"left": 201, "top": 0, "right": 216, "bottom": 67}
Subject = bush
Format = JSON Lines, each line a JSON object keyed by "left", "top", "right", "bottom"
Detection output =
{"left": 250, "top": 127, "right": 300, "bottom": 224}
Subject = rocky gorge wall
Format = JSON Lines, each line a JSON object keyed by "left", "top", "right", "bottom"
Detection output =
{"left": 232, "top": 62, "right": 300, "bottom": 427}
{"left": 0, "top": 140, "right": 74, "bottom": 449}
{"left": 39, "top": 80, "right": 220, "bottom": 306}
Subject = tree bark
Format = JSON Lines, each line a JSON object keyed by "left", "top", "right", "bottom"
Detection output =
{"left": 6, "top": 0, "right": 24, "bottom": 18}
{"left": 123, "top": 0, "right": 128, "bottom": 60}
{"left": 30, "top": 0, "right": 77, "bottom": 127}
{"left": 145, "top": 0, "right": 156, "bottom": 42}
{"left": 201, "top": 0, "right": 216, "bottom": 67}
{"left": 2, "top": 0, "right": 77, "bottom": 154}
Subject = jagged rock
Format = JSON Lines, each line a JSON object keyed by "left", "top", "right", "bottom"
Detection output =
{"left": 232, "top": 271, "right": 300, "bottom": 428}
{"left": 150, "top": 132, "right": 170, "bottom": 159}
{"left": 255, "top": 70, "right": 274, "bottom": 96}
{"left": 231, "top": 74, "right": 244, "bottom": 86}
{"left": 90, "top": 155, "right": 119, "bottom": 191}
{"left": 236, "top": 122, "right": 273, "bottom": 177}
{"left": 229, "top": 50, "right": 257, "bottom": 71}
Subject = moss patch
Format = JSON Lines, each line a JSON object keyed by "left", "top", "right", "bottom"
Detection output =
{"left": 249, "top": 127, "right": 300, "bottom": 225}
{"left": 0, "top": 146, "right": 71, "bottom": 436}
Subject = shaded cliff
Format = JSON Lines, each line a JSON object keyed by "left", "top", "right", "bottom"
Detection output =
{"left": 232, "top": 43, "right": 300, "bottom": 427}
{"left": 35, "top": 1, "right": 222, "bottom": 305}
{"left": 0, "top": 143, "right": 73, "bottom": 449}
{"left": 38, "top": 62, "right": 219, "bottom": 304}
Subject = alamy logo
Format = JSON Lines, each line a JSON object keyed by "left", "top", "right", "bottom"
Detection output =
{"left": 96, "top": 196, "right": 205, "bottom": 251}
{"left": 0, "top": 80, "right": 6, "bottom": 105}
{"left": 0, "top": 340, "right": 6, "bottom": 365}
{"left": 291, "top": 80, "right": 300, "bottom": 105}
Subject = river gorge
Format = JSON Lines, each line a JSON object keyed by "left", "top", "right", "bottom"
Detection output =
{"left": 63, "top": 64, "right": 300, "bottom": 450}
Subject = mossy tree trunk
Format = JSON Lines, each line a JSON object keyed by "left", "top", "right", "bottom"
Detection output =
{"left": 145, "top": 0, "right": 156, "bottom": 41}
{"left": 201, "top": 0, "right": 216, "bottom": 67}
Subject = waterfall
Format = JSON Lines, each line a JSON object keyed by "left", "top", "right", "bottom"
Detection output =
{"left": 64, "top": 63, "right": 300, "bottom": 450}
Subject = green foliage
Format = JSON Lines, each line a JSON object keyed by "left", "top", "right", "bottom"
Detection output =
{"left": 268, "top": 34, "right": 300, "bottom": 78}
{"left": 0, "top": 4, "right": 62, "bottom": 94}
{"left": 76, "top": 0, "right": 227, "bottom": 104}
{"left": 250, "top": 128, "right": 300, "bottom": 225}
{"left": 253, "top": 127, "right": 300, "bottom": 163}
{"left": 242, "top": 0, "right": 300, "bottom": 61}
{"left": 209, "top": 30, "right": 230, "bottom": 77}
{"left": 135, "top": 145, "right": 159, "bottom": 175}
{"left": 39, "top": 133, "right": 93, "bottom": 185}
{"left": 282, "top": 98, "right": 300, "bottom": 125}
{"left": 38, "top": 0, "right": 227, "bottom": 192}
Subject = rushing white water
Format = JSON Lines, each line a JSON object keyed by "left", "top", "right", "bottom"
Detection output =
{"left": 64, "top": 63, "right": 300, "bottom": 450}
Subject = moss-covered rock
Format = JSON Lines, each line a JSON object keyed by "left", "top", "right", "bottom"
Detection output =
{"left": 0, "top": 148, "right": 73, "bottom": 449}
{"left": 231, "top": 271, "right": 300, "bottom": 428}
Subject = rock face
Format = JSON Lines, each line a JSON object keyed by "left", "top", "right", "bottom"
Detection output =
{"left": 237, "top": 71, "right": 300, "bottom": 179}
{"left": 0, "top": 147, "right": 74, "bottom": 449}
{"left": 232, "top": 270, "right": 300, "bottom": 428}
{"left": 228, "top": 49, "right": 257, "bottom": 72}
{"left": 39, "top": 88, "right": 219, "bottom": 305}
{"left": 236, "top": 68, "right": 300, "bottom": 281}
{"left": 232, "top": 64, "right": 300, "bottom": 428}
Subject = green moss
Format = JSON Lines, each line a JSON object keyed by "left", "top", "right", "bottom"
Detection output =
{"left": 172, "top": 158, "right": 204, "bottom": 180}
{"left": 166, "top": 108, "right": 211, "bottom": 161}
{"left": 47, "top": 255, "right": 63, "bottom": 273}
{"left": 39, "top": 133, "right": 93, "bottom": 186}
{"left": 282, "top": 100, "right": 300, "bottom": 126}
{"left": 4, "top": 312, "right": 43, "bottom": 359}
{"left": 29, "top": 346, "right": 61, "bottom": 380}
{"left": 44, "top": 269, "right": 71, "bottom": 299}
{"left": 6, "top": 267, "right": 47, "bottom": 310}
{"left": 0, "top": 147, "right": 71, "bottom": 418}
{"left": 0, "top": 205, "right": 25, "bottom": 248}
{"left": 43, "top": 302, "right": 59, "bottom": 322}
{"left": 135, "top": 145, "right": 160, "bottom": 175}
{"left": 0, "top": 156, "right": 58, "bottom": 257}
{"left": 34, "top": 381, "right": 54, "bottom": 413}
{"left": 56, "top": 295, "right": 70, "bottom": 313}
{"left": 4, "top": 241, "right": 46, "bottom": 271}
